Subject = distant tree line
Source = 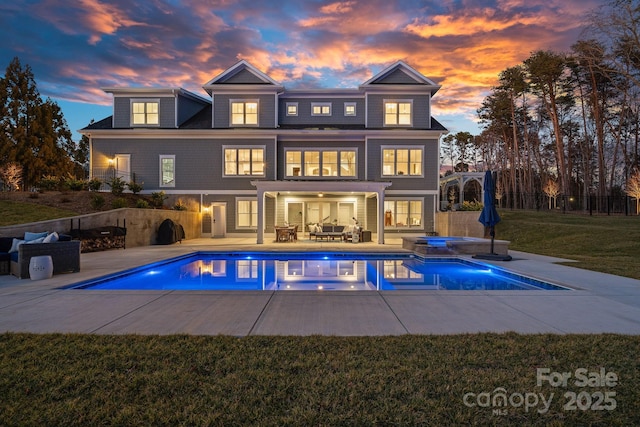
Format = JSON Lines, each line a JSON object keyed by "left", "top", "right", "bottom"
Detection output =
{"left": 0, "top": 57, "right": 89, "bottom": 191}
{"left": 444, "top": 0, "right": 640, "bottom": 213}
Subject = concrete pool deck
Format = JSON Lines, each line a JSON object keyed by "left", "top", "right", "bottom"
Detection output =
{"left": 1, "top": 237, "right": 640, "bottom": 335}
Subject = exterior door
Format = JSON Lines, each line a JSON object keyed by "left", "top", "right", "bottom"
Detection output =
{"left": 114, "top": 154, "right": 131, "bottom": 183}
{"left": 212, "top": 203, "right": 226, "bottom": 238}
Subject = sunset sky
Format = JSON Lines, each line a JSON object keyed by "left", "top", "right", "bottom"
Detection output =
{"left": 1, "top": 0, "right": 604, "bottom": 140}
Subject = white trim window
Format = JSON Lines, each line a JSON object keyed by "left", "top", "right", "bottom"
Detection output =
{"left": 236, "top": 198, "right": 258, "bottom": 228}
{"left": 131, "top": 99, "right": 159, "bottom": 126}
{"left": 236, "top": 260, "right": 258, "bottom": 279}
{"left": 384, "top": 100, "right": 412, "bottom": 126}
{"left": 344, "top": 102, "right": 356, "bottom": 116}
{"left": 159, "top": 155, "right": 175, "bottom": 187}
{"left": 286, "top": 102, "right": 298, "bottom": 116}
{"left": 224, "top": 147, "right": 265, "bottom": 176}
{"left": 285, "top": 149, "right": 356, "bottom": 177}
{"left": 230, "top": 100, "right": 258, "bottom": 125}
{"left": 384, "top": 199, "right": 423, "bottom": 229}
{"left": 311, "top": 102, "right": 331, "bottom": 116}
{"left": 382, "top": 147, "right": 423, "bottom": 176}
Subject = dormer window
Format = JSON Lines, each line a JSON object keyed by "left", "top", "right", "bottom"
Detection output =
{"left": 131, "top": 100, "right": 159, "bottom": 126}
{"left": 384, "top": 100, "right": 412, "bottom": 126}
{"left": 231, "top": 100, "right": 258, "bottom": 125}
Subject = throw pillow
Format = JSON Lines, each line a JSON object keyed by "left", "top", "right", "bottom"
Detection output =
{"left": 24, "top": 231, "right": 48, "bottom": 241}
{"left": 9, "top": 238, "right": 25, "bottom": 253}
{"left": 43, "top": 232, "right": 59, "bottom": 243}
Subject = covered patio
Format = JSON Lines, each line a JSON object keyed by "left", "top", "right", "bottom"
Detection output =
{"left": 252, "top": 180, "right": 391, "bottom": 244}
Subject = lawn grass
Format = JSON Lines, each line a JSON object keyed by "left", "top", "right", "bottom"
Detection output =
{"left": 1, "top": 333, "right": 638, "bottom": 426}
{"left": 0, "top": 200, "right": 78, "bottom": 227}
{"left": 497, "top": 210, "right": 640, "bottom": 280}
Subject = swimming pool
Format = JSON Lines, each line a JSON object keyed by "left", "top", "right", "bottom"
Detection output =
{"left": 65, "top": 252, "right": 570, "bottom": 291}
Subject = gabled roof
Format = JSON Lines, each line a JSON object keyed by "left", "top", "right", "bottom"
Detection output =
{"left": 202, "top": 60, "right": 283, "bottom": 94}
{"left": 360, "top": 61, "right": 441, "bottom": 95}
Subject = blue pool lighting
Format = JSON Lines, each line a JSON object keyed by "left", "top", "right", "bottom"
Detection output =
{"left": 63, "top": 252, "right": 571, "bottom": 292}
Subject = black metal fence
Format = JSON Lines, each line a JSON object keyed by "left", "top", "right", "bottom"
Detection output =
{"left": 497, "top": 193, "right": 639, "bottom": 216}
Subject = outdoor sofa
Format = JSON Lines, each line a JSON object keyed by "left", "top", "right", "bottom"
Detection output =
{"left": 308, "top": 224, "right": 345, "bottom": 241}
{"left": 0, "top": 232, "right": 81, "bottom": 279}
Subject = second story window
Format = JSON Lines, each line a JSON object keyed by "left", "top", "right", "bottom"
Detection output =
{"left": 286, "top": 149, "right": 356, "bottom": 177}
{"left": 231, "top": 101, "right": 258, "bottom": 125}
{"left": 382, "top": 148, "right": 423, "bottom": 176}
{"left": 224, "top": 147, "right": 265, "bottom": 176}
{"left": 311, "top": 103, "right": 331, "bottom": 116}
{"left": 384, "top": 100, "right": 412, "bottom": 126}
{"left": 131, "top": 100, "right": 159, "bottom": 125}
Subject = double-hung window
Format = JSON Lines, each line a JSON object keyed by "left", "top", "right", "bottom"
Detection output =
{"left": 131, "top": 99, "right": 159, "bottom": 126}
{"left": 224, "top": 147, "right": 265, "bottom": 176}
{"left": 384, "top": 100, "right": 412, "bottom": 126}
{"left": 159, "top": 155, "right": 175, "bottom": 187}
{"left": 237, "top": 198, "right": 258, "bottom": 228}
{"left": 285, "top": 149, "right": 356, "bottom": 177}
{"left": 382, "top": 147, "right": 423, "bottom": 176}
{"left": 230, "top": 100, "right": 258, "bottom": 125}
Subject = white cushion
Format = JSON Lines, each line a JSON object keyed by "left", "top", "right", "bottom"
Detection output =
{"left": 43, "top": 232, "right": 59, "bottom": 243}
{"left": 9, "top": 238, "right": 25, "bottom": 253}
{"left": 26, "top": 237, "right": 46, "bottom": 244}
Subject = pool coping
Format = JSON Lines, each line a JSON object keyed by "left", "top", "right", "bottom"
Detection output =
{"left": 1, "top": 237, "right": 639, "bottom": 335}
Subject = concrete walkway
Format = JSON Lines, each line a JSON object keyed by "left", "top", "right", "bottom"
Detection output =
{"left": 1, "top": 237, "right": 640, "bottom": 335}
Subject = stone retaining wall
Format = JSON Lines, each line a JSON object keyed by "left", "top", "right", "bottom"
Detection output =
{"left": 0, "top": 209, "right": 201, "bottom": 248}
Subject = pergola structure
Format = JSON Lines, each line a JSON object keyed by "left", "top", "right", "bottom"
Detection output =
{"left": 439, "top": 172, "right": 486, "bottom": 210}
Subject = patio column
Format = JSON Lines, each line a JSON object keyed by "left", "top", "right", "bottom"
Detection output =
{"left": 377, "top": 190, "right": 385, "bottom": 244}
{"left": 256, "top": 189, "right": 265, "bottom": 244}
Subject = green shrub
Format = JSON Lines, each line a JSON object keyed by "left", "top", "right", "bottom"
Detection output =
{"left": 111, "top": 197, "right": 127, "bottom": 209}
{"left": 127, "top": 180, "right": 143, "bottom": 194}
{"left": 87, "top": 178, "right": 102, "bottom": 192}
{"left": 65, "top": 175, "right": 86, "bottom": 191}
{"left": 106, "top": 177, "right": 126, "bottom": 196}
{"left": 136, "top": 199, "right": 150, "bottom": 209}
{"left": 90, "top": 194, "right": 105, "bottom": 210}
{"left": 150, "top": 191, "right": 167, "bottom": 209}
{"left": 39, "top": 175, "right": 60, "bottom": 191}
{"left": 459, "top": 200, "right": 483, "bottom": 211}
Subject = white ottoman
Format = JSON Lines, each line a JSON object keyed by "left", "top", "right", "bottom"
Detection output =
{"left": 29, "top": 255, "right": 53, "bottom": 280}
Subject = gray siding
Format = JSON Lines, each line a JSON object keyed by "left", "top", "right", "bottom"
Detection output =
{"left": 366, "top": 138, "right": 439, "bottom": 190}
{"left": 221, "top": 69, "right": 269, "bottom": 84}
{"left": 91, "top": 137, "right": 275, "bottom": 191}
{"left": 372, "top": 68, "right": 418, "bottom": 84}
{"left": 279, "top": 97, "right": 365, "bottom": 126}
{"left": 177, "top": 95, "right": 208, "bottom": 125}
{"left": 113, "top": 96, "right": 176, "bottom": 128}
{"left": 366, "top": 94, "right": 431, "bottom": 129}
{"left": 213, "top": 94, "right": 276, "bottom": 128}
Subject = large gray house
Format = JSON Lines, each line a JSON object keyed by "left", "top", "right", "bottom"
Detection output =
{"left": 81, "top": 60, "right": 447, "bottom": 244}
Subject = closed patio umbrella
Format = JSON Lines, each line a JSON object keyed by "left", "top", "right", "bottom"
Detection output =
{"left": 473, "top": 170, "right": 512, "bottom": 261}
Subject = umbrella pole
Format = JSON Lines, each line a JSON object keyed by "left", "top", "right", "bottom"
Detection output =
{"left": 490, "top": 226, "right": 495, "bottom": 254}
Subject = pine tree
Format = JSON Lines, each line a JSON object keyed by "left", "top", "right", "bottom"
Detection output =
{"left": 0, "top": 57, "right": 74, "bottom": 189}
